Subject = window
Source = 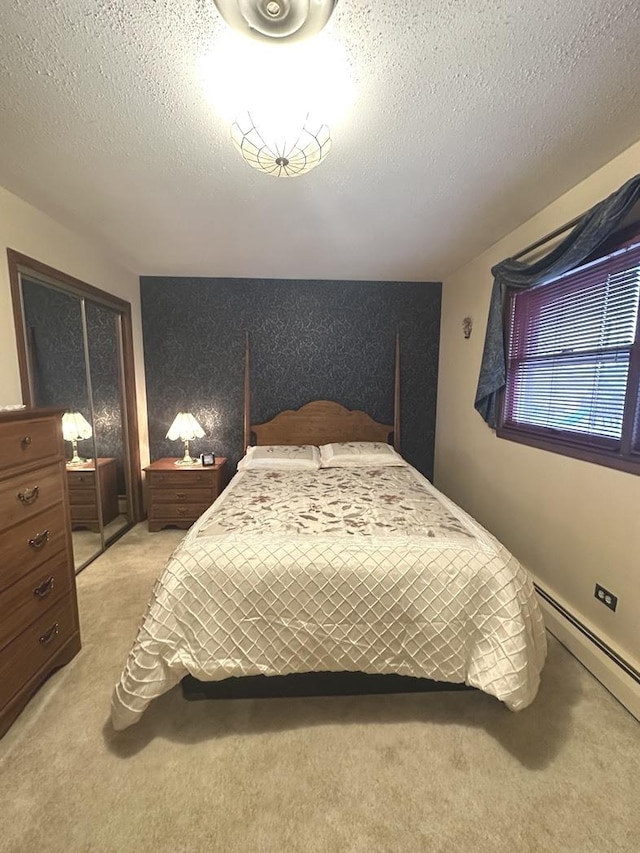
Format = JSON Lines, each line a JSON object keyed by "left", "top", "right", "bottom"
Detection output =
{"left": 498, "top": 227, "right": 640, "bottom": 474}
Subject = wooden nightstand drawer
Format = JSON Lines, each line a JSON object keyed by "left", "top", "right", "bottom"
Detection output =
{"left": 144, "top": 458, "right": 227, "bottom": 532}
{"left": 66, "top": 458, "right": 118, "bottom": 529}
{"left": 149, "top": 502, "right": 212, "bottom": 521}
{"left": 0, "top": 597, "right": 77, "bottom": 708}
{"left": 69, "top": 505, "right": 100, "bottom": 522}
{"left": 67, "top": 469, "right": 96, "bottom": 488}
{"left": 0, "top": 417, "right": 61, "bottom": 472}
{"left": 68, "top": 488, "right": 98, "bottom": 507}
{"left": 0, "top": 463, "right": 63, "bottom": 531}
{"left": 147, "top": 469, "right": 216, "bottom": 488}
{"left": 150, "top": 486, "right": 214, "bottom": 504}
{"left": 0, "top": 552, "right": 71, "bottom": 651}
{"left": 0, "top": 503, "right": 69, "bottom": 593}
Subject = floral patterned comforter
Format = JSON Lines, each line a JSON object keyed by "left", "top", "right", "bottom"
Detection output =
{"left": 197, "top": 467, "right": 479, "bottom": 541}
{"left": 111, "top": 465, "right": 546, "bottom": 730}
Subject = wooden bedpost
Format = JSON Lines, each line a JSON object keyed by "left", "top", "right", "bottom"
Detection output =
{"left": 393, "top": 331, "right": 401, "bottom": 452}
{"left": 243, "top": 332, "right": 250, "bottom": 449}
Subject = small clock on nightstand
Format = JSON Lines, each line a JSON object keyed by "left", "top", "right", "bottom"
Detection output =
{"left": 144, "top": 457, "right": 227, "bottom": 532}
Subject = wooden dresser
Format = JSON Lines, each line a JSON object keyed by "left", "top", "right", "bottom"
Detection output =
{"left": 145, "top": 457, "right": 227, "bottom": 531}
{"left": 67, "top": 457, "right": 119, "bottom": 532}
{"left": 0, "top": 408, "right": 81, "bottom": 738}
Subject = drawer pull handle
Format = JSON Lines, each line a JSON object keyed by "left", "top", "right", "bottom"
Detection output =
{"left": 34, "top": 576, "right": 55, "bottom": 598}
{"left": 177, "top": 508, "right": 187, "bottom": 515}
{"left": 17, "top": 485, "right": 40, "bottom": 505}
{"left": 22, "top": 435, "right": 33, "bottom": 447}
{"left": 176, "top": 492, "right": 187, "bottom": 499}
{"left": 39, "top": 623, "right": 60, "bottom": 645}
{"left": 28, "top": 529, "right": 50, "bottom": 549}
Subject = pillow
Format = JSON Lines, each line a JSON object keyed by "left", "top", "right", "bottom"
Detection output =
{"left": 237, "top": 444, "right": 321, "bottom": 470}
{"left": 319, "top": 442, "right": 406, "bottom": 468}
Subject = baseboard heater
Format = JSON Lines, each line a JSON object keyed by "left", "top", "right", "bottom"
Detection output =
{"left": 535, "top": 583, "right": 640, "bottom": 685}
{"left": 182, "top": 672, "right": 474, "bottom": 701}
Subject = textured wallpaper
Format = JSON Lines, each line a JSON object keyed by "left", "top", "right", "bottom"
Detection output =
{"left": 21, "top": 278, "right": 127, "bottom": 492}
{"left": 22, "top": 279, "right": 87, "bottom": 413}
{"left": 85, "top": 302, "right": 127, "bottom": 493}
{"left": 141, "top": 278, "right": 441, "bottom": 479}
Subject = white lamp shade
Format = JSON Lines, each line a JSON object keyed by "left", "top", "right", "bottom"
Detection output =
{"left": 166, "top": 412, "right": 205, "bottom": 442}
{"left": 61, "top": 411, "right": 93, "bottom": 441}
{"left": 231, "top": 111, "right": 331, "bottom": 177}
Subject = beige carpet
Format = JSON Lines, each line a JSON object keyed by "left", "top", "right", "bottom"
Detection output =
{"left": 1, "top": 524, "right": 639, "bottom": 853}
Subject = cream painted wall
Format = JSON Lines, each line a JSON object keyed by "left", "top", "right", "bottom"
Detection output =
{"left": 435, "top": 139, "right": 640, "bottom": 674}
{"left": 0, "top": 185, "right": 149, "bottom": 466}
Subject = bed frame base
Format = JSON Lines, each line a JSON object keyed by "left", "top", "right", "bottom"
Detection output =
{"left": 181, "top": 672, "right": 474, "bottom": 701}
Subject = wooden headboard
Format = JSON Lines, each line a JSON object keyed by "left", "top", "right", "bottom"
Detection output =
{"left": 243, "top": 333, "right": 400, "bottom": 451}
{"left": 252, "top": 400, "right": 393, "bottom": 447}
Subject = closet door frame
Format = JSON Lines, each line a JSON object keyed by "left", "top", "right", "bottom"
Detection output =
{"left": 7, "top": 248, "right": 143, "bottom": 524}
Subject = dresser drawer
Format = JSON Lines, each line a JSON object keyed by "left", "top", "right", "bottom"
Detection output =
{"left": 0, "top": 551, "right": 71, "bottom": 651}
{"left": 150, "top": 486, "right": 214, "bottom": 504}
{"left": 147, "top": 469, "right": 214, "bottom": 488}
{"left": 0, "top": 417, "right": 61, "bottom": 472}
{"left": 67, "top": 469, "right": 96, "bottom": 488}
{"left": 0, "top": 463, "right": 63, "bottom": 532}
{"left": 149, "top": 502, "right": 211, "bottom": 520}
{"left": 0, "top": 503, "right": 69, "bottom": 593}
{"left": 0, "top": 597, "right": 77, "bottom": 708}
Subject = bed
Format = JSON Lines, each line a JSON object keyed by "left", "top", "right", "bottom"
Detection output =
{"left": 111, "top": 382, "right": 546, "bottom": 731}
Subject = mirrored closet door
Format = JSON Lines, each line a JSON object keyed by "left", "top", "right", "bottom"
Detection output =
{"left": 9, "top": 251, "right": 143, "bottom": 573}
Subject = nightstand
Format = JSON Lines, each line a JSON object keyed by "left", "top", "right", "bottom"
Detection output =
{"left": 67, "top": 457, "right": 119, "bottom": 532}
{"left": 144, "top": 457, "right": 227, "bottom": 532}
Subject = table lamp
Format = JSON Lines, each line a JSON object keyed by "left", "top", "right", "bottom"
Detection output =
{"left": 166, "top": 412, "right": 205, "bottom": 465}
{"left": 61, "top": 411, "right": 93, "bottom": 465}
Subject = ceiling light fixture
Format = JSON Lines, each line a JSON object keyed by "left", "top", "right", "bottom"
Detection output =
{"left": 231, "top": 111, "right": 331, "bottom": 177}
{"left": 212, "top": 0, "right": 339, "bottom": 44}
{"left": 211, "top": 1, "right": 341, "bottom": 177}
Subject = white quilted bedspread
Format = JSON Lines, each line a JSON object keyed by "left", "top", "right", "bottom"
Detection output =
{"left": 111, "top": 466, "right": 546, "bottom": 730}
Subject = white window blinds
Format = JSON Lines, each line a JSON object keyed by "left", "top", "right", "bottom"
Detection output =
{"left": 504, "top": 241, "right": 640, "bottom": 447}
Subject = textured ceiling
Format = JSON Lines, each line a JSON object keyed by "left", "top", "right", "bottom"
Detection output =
{"left": 1, "top": 1, "right": 640, "bottom": 281}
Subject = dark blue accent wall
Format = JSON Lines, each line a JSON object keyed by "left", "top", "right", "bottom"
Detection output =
{"left": 140, "top": 278, "right": 441, "bottom": 479}
{"left": 22, "top": 279, "right": 127, "bottom": 491}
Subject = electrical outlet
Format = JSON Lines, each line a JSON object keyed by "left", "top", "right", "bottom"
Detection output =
{"left": 594, "top": 583, "right": 618, "bottom": 612}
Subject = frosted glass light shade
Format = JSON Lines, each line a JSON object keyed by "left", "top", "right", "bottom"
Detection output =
{"left": 61, "top": 411, "right": 93, "bottom": 465}
{"left": 61, "top": 412, "right": 93, "bottom": 441}
{"left": 231, "top": 111, "right": 331, "bottom": 177}
{"left": 166, "top": 413, "right": 205, "bottom": 442}
{"left": 166, "top": 412, "right": 206, "bottom": 465}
